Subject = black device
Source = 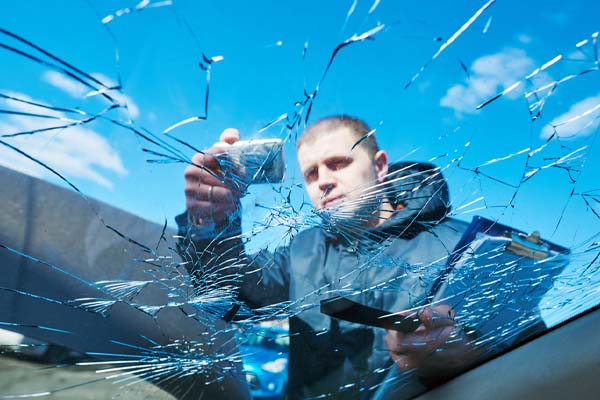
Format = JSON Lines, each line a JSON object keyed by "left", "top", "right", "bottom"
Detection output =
{"left": 319, "top": 296, "right": 421, "bottom": 333}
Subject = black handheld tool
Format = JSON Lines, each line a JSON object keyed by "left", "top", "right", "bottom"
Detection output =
{"left": 320, "top": 296, "right": 421, "bottom": 333}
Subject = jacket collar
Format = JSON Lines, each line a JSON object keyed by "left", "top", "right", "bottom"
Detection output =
{"left": 322, "top": 161, "right": 451, "bottom": 244}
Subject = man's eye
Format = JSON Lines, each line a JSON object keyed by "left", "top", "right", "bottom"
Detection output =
{"left": 304, "top": 169, "right": 317, "bottom": 182}
{"left": 328, "top": 158, "right": 351, "bottom": 170}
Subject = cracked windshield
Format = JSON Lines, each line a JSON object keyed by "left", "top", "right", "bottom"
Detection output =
{"left": 0, "top": 1, "right": 599, "bottom": 399}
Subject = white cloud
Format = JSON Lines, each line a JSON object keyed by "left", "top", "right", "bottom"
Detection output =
{"left": 90, "top": 73, "right": 140, "bottom": 119}
{"left": 567, "top": 49, "right": 587, "bottom": 61}
{"left": 42, "top": 71, "right": 140, "bottom": 119}
{"left": 42, "top": 70, "right": 88, "bottom": 98}
{"left": 541, "top": 95, "right": 600, "bottom": 140}
{"left": 441, "top": 48, "right": 548, "bottom": 114}
{"left": 0, "top": 91, "right": 128, "bottom": 189}
{"left": 516, "top": 33, "right": 532, "bottom": 44}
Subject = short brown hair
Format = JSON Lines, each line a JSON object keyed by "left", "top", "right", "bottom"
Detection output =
{"left": 297, "top": 115, "right": 379, "bottom": 156}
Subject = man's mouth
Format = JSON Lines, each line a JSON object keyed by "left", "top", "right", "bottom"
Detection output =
{"left": 322, "top": 195, "right": 343, "bottom": 209}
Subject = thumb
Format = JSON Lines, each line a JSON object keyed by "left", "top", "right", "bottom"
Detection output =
{"left": 220, "top": 128, "right": 240, "bottom": 144}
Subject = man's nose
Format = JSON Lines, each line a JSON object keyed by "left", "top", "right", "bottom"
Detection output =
{"left": 318, "top": 167, "right": 337, "bottom": 194}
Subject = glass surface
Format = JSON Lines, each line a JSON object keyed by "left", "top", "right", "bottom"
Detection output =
{"left": 0, "top": 1, "right": 599, "bottom": 399}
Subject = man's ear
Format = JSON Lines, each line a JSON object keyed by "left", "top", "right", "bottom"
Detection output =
{"left": 374, "top": 150, "right": 389, "bottom": 183}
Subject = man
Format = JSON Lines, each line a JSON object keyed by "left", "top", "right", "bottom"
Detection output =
{"left": 178, "top": 116, "right": 476, "bottom": 399}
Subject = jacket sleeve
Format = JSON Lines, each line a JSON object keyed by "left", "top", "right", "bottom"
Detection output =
{"left": 175, "top": 211, "right": 291, "bottom": 310}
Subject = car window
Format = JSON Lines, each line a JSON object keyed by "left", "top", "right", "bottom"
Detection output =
{"left": 0, "top": 1, "right": 599, "bottom": 399}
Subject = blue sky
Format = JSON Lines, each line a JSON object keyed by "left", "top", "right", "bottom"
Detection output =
{"left": 0, "top": 0, "right": 599, "bottom": 250}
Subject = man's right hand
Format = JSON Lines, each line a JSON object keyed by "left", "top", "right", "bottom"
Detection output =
{"left": 184, "top": 128, "right": 243, "bottom": 227}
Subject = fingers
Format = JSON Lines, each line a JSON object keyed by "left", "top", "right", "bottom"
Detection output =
{"left": 390, "top": 352, "right": 416, "bottom": 371}
{"left": 184, "top": 160, "right": 228, "bottom": 187}
{"left": 386, "top": 330, "right": 413, "bottom": 371}
{"left": 184, "top": 128, "right": 243, "bottom": 226}
{"left": 185, "top": 169, "right": 238, "bottom": 224}
{"left": 185, "top": 128, "right": 241, "bottom": 174}
{"left": 400, "top": 305, "right": 457, "bottom": 354}
{"left": 185, "top": 129, "right": 248, "bottom": 189}
{"left": 186, "top": 199, "right": 238, "bottom": 225}
{"left": 397, "top": 326, "right": 455, "bottom": 354}
{"left": 184, "top": 153, "right": 219, "bottom": 185}
{"left": 186, "top": 145, "right": 225, "bottom": 173}
{"left": 386, "top": 307, "right": 457, "bottom": 361}
{"left": 185, "top": 183, "right": 237, "bottom": 225}
{"left": 387, "top": 305, "right": 476, "bottom": 375}
{"left": 185, "top": 181, "right": 234, "bottom": 203}
{"left": 419, "top": 304, "right": 456, "bottom": 330}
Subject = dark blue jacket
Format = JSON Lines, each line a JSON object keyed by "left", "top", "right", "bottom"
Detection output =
{"left": 177, "top": 162, "right": 468, "bottom": 399}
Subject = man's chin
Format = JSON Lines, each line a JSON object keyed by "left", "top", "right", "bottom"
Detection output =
{"left": 318, "top": 204, "right": 360, "bottom": 227}
{"left": 317, "top": 201, "right": 381, "bottom": 233}
{"left": 319, "top": 201, "right": 350, "bottom": 216}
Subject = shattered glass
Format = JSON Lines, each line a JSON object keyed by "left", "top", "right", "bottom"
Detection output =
{"left": 0, "top": 0, "right": 599, "bottom": 399}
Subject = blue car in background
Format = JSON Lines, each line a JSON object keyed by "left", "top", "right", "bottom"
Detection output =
{"left": 240, "top": 325, "right": 289, "bottom": 400}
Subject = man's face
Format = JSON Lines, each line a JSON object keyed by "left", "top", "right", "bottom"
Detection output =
{"left": 297, "top": 127, "right": 388, "bottom": 217}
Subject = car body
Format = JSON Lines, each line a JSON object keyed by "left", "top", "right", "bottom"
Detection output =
{"left": 240, "top": 326, "right": 289, "bottom": 400}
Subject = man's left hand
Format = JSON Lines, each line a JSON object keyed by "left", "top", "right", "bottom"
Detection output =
{"left": 385, "top": 304, "right": 479, "bottom": 381}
